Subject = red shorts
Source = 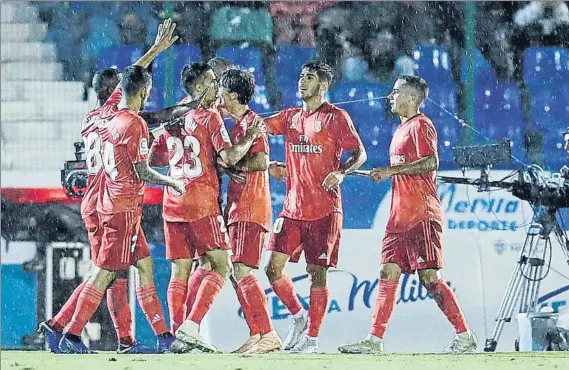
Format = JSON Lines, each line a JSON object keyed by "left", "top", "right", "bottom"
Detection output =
{"left": 83, "top": 213, "right": 102, "bottom": 261}
{"left": 164, "top": 214, "right": 230, "bottom": 260}
{"left": 96, "top": 211, "right": 151, "bottom": 271}
{"left": 267, "top": 213, "right": 342, "bottom": 268}
{"left": 229, "top": 221, "right": 266, "bottom": 269}
{"left": 381, "top": 221, "right": 444, "bottom": 274}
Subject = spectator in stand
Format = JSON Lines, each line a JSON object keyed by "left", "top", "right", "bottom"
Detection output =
{"left": 512, "top": 0, "right": 569, "bottom": 80}
{"left": 167, "top": 2, "right": 217, "bottom": 59}
{"left": 270, "top": 1, "right": 333, "bottom": 46}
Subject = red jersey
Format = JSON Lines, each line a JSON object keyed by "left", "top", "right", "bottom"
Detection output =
{"left": 150, "top": 106, "right": 231, "bottom": 222}
{"left": 96, "top": 98, "right": 150, "bottom": 215}
{"left": 80, "top": 88, "right": 123, "bottom": 218}
{"left": 265, "top": 103, "right": 361, "bottom": 221}
{"left": 225, "top": 110, "right": 272, "bottom": 230}
{"left": 385, "top": 113, "right": 443, "bottom": 233}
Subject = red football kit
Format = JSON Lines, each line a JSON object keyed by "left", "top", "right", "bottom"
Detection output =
{"left": 94, "top": 93, "right": 151, "bottom": 271}
{"left": 225, "top": 110, "right": 271, "bottom": 268}
{"left": 150, "top": 106, "right": 232, "bottom": 260}
{"left": 265, "top": 102, "right": 361, "bottom": 267}
{"left": 381, "top": 113, "right": 444, "bottom": 273}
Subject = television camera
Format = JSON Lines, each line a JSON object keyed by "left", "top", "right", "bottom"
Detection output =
{"left": 437, "top": 140, "right": 569, "bottom": 352}
{"left": 61, "top": 141, "right": 88, "bottom": 198}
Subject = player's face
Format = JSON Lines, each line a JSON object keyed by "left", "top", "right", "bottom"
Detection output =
{"left": 298, "top": 68, "right": 322, "bottom": 100}
{"left": 387, "top": 79, "right": 412, "bottom": 114}
{"left": 217, "top": 85, "right": 234, "bottom": 108}
{"left": 199, "top": 70, "right": 218, "bottom": 105}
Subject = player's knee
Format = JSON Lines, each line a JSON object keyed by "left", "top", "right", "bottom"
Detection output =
{"left": 207, "top": 249, "right": 232, "bottom": 280}
{"left": 264, "top": 252, "right": 288, "bottom": 283}
{"left": 306, "top": 264, "right": 328, "bottom": 287}
{"left": 379, "top": 263, "right": 402, "bottom": 281}
{"left": 135, "top": 257, "right": 155, "bottom": 286}
{"left": 418, "top": 269, "right": 440, "bottom": 288}
{"left": 171, "top": 259, "right": 192, "bottom": 281}
{"left": 233, "top": 263, "right": 253, "bottom": 281}
{"left": 89, "top": 267, "right": 116, "bottom": 290}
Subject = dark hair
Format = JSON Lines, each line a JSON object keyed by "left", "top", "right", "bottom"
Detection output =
{"left": 207, "top": 57, "right": 234, "bottom": 78}
{"left": 120, "top": 65, "right": 151, "bottom": 97}
{"left": 301, "top": 60, "right": 334, "bottom": 83}
{"left": 92, "top": 68, "right": 120, "bottom": 102}
{"left": 181, "top": 62, "right": 212, "bottom": 95}
{"left": 220, "top": 68, "right": 255, "bottom": 105}
{"left": 397, "top": 75, "right": 429, "bottom": 101}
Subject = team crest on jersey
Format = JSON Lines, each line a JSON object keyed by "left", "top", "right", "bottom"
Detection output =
{"left": 139, "top": 138, "right": 149, "bottom": 155}
{"left": 220, "top": 126, "right": 231, "bottom": 143}
{"left": 290, "top": 112, "right": 301, "bottom": 130}
{"left": 314, "top": 121, "right": 322, "bottom": 133}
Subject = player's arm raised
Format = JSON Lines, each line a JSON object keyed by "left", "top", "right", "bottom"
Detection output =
{"left": 141, "top": 87, "right": 208, "bottom": 126}
{"left": 218, "top": 116, "right": 266, "bottom": 167}
{"left": 133, "top": 18, "right": 178, "bottom": 69}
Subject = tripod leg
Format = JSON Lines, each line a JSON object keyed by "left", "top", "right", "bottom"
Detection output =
{"left": 484, "top": 233, "right": 539, "bottom": 352}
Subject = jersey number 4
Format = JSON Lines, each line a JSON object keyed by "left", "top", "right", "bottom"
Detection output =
{"left": 84, "top": 132, "right": 118, "bottom": 180}
{"left": 166, "top": 136, "right": 203, "bottom": 179}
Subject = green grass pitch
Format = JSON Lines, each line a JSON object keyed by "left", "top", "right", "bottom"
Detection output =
{"left": 2, "top": 351, "right": 569, "bottom": 370}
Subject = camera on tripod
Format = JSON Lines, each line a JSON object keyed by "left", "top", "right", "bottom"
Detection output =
{"left": 61, "top": 142, "right": 88, "bottom": 198}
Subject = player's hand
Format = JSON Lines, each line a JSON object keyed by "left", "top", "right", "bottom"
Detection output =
{"left": 170, "top": 179, "right": 185, "bottom": 196}
{"left": 246, "top": 117, "right": 267, "bottom": 140}
{"left": 370, "top": 167, "right": 393, "bottom": 182}
{"left": 227, "top": 169, "right": 246, "bottom": 184}
{"left": 322, "top": 170, "right": 345, "bottom": 191}
{"left": 269, "top": 161, "right": 286, "bottom": 181}
{"left": 153, "top": 18, "right": 178, "bottom": 51}
{"left": 561, "top": 165, "right": 569, "bottom": 179}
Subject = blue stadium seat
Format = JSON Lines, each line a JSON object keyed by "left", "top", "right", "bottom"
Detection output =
{"left": 474, "top": 84, "right": 523, "bottom": 141}
{"left": 422, "top": 84, "right": 458, "bottom": 120}
{"left": 216, "top": 46, "right": 265, "bottom": 84}
{"left": 268, "top": 135, "right": 286, "bottom": 162}
{"left": 460, "top": 48, "right": 497, "bottom": 87}
{"left": 542, "top": 130, "right": 567, "bottom": 171}
{"left": 281, "top": 83, "right": 303, "bottom": 109}
{"left": 153, "top": 45, "right": 202, "bottom": 106}
{"left": 329, "top": 82, "right": 390, "bottom": 123}
{"left": 96, "top": 46, "right": 143, "bottom": 71}
{"left": 523, "top": 47, "right": 569, "bottom": 91}
{"left": 412, "top": 45, "right": 453, "bottom": 84}
{"left": 531, "top": 87, "right": 569, "bottom": 132}
{"left": 276, "top": 46, "right": 316, "bottom": 86}
{"left": 359, "top": 121, "right": 395, "bottom": 167}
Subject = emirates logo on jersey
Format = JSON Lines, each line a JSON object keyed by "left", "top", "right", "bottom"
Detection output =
{"left": 391, "top": 154, "right": 406, "bottom": 165}
{"left": 291, "top": 135, "right": 323, "bottom": 154}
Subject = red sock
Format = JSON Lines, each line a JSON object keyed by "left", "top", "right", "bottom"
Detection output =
{"left": 370, "top": 279, "right": 399, "bottom": 339}
{"left": 307, "top": 286, "right": 329, "bottom": 338}
{"left": 426, "top": 280, "right": 469, "bottom": 334}
{"left": 270, "top": 274, "right": 302, "bottom": 316}
{"left": 238, "top": 275, "right": 273, "bottom": 335}
{"left": 66, "top": 283, "right": 105, "bottom": 336}
{"left": 136, "top": 283, "right": 169, "bottom": 335}
{"left": 184, "top": 268, "right": 210, "bottom": 319}
{"left": 50, "top": 280, "right": 88, "bottom": 332}
{"left": 167, "top": 278, "right": 188, "bottom": 333}
{"left": 236, "top": 282, "right": 259, "bottom": 335}
{"left": 106, "top": 279, "right": 134, "bottom": 345}
{"left": 188, "top": 272, "right": 225, "bottom": 324}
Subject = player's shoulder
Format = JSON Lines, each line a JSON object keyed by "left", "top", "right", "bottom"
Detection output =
{"left": 322, "top": 102, "right": 350, "bottom": 118}
{"left": 413, "top": 113, "right": 436, "bottom": 129}
{"left": 81, "top": 107, "right": 102, "bottom": 132}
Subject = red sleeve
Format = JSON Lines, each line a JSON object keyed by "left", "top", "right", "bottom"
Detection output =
{"left": 208, "top": 113, "right": 232, "bottom": 153}
{"left": 265, "top": 110, "right": 289, "bottom": 135}
{"left": 410, "top": 120, "right": 438, "bottom": 158}
{"left": 125, "top": 117, "right": 150, "bottom": 163}
{"left": 149, "top": 134, "right": 169, "bottom": 167}
{"left": 250, "top": 134, "right": 269, "bottom": 155}
{"left": 335, "top": 110, "right": 361, "bottom": 151}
